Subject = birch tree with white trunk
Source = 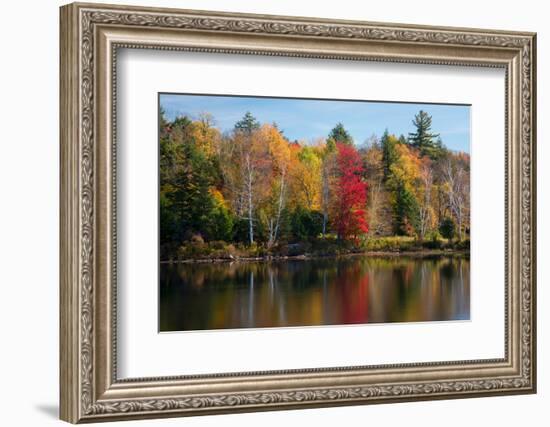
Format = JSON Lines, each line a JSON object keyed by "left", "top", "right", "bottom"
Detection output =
{"left": 444, "top": 159, "right": 468, "bottom": 241}
{"left": 419, "top": 162, "right": 434, "bottom": 240}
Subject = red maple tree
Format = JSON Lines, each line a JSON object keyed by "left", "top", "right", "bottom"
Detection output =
{"left": 332, "top": 143, "right": 369, "bottom": 241}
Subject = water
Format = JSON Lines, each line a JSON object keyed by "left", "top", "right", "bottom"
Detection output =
{"left": 159, "top": 255, "right": 470, "bottom": 332}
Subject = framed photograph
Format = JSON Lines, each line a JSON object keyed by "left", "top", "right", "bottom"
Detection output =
{"left": 60, "top": 2, "right": 537, "bottom": 423}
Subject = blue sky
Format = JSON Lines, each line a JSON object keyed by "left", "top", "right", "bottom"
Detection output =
{"left": 160, "top": 93, "right": 470, "bottom": 153}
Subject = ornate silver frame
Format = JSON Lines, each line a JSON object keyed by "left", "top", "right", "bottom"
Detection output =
{"left": 60, "top": 2, "right": 537, "bottom": 423}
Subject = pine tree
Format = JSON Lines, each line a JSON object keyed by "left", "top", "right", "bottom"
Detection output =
{"left": 408, "top": 110, "right": 441, "bottom": 159}
{"left": 434, "top": 136, "right": 445, "bottom": 157}
{"left": 439, "top": 217, "right": 456, "bottom": 240}
{"left": 393, "top": 180, "right": 420, "bottom": 236}
{"left": 327, "top": 122, "right": 353, "bottom": 146}
{"left": 234, "top": 111, "right": 260, "bottom": 134}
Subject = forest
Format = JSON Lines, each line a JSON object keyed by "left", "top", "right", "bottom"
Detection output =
{"left": 159, "top": 107, "right": 470, "bottom": 261}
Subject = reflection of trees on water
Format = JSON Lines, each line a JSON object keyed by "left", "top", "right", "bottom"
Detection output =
{"left": 159, "top": 256, "right": 470, "bottom": 331}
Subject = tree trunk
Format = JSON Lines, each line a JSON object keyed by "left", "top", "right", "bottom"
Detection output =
{"left": 457, "top": 207, "right": 463, "bottom": 241}
{"left": 245, "top": 154, "right": 254, "bottom": 245}
{"left": 273, "top": 168, "right": 286, "bottom": 242}
{"left": 268, "top": 167, "right": 286, "bottom": 248}
{"left": 321, "top": 162, "right": 330, "bottom": 238}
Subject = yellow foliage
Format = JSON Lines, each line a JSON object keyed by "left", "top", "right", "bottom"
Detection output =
{"left": 389, "top": 143, "right": 422, "bottom": 195}
{"left": 190, "top": 114, "right": 222, "bottom": 157}
{"left": 261, "top": 124, "right": 291, "bottom": 171}
{"left": 209, "top": 188, "right": 229, "bottom": 209}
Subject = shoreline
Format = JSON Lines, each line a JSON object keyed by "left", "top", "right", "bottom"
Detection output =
{"left": 160, "top": 249, "right": 470, "bottom": 264}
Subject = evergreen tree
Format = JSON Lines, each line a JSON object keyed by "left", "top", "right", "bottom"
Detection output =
{"left": 381, "top": 129, "right": 399, "bottom": 180}
{"left": 326, "top": 138, "right": 336, "bottom": 153}
{"left": 234, "top": 111, "right": 260, "bottom": 134}
{"left": 290, "top": 207, "right": 324, "bottom": 241}
{"left": 439, "top": 217, "right": 456, "bottom": 240}
{"left": 327, "top": 122, "right": 353, "bottom": 145}
{"left": 174, "top": 142, "right": 217, "bottom": 237}
{"left": 159, "top": 115, "right": 227, "bottom": 244}
{"left": 159, "top": 106, "right": 169, "bottom": 129}
{"left": 207, "top": 202, "right": 234, "bottom": 242}
{"left": 408, "top": 110, "right": 441, "bottom": 159}
{"left": 393, "top": 180, "right": 420, "bottom": 236}
{"left": 433, "top": 136, "right": 445, "bottom": 158}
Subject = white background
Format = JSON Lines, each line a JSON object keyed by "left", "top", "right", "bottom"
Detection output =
{"left": 0, "top": 0, "right": 546, "bottom": 426}
{"left": 118, "top": 50, "right": 504, "bottom": 377}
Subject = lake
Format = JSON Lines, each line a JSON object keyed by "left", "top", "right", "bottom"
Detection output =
{"left": 159, "top": 255, "right": 470, "bottom": 332}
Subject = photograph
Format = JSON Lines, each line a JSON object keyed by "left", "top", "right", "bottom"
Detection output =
{"left": 158, "top": 94, "right": 471, "bottom": 332}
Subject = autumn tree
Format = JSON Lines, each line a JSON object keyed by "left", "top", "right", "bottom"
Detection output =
{"left": 320, "top": 144, "right": 337, "bottom": 237}
{"left": 219, "top": 112, "right": 265, "bottom": 244}
{"left": 331, "top": 143, "right": 369, "bottom": 241}
{"left": 159, "top": 114, "right": 228, "bottom": 253}
{"left": 190, "top": 112, "right": 222, "bottom": 157}
{"left": 387, "top": 144, "right": 422, "bottom": 236}
{"left": 322, "top": 124, "right": 352, "bottom": 237}
{"left": 260, "top": 124, "right": 291, "bottom": 248}
{"left": 443, "top": 156, "right": 469, "bottom": 240}
{"left": 381, "top": 129, "right": 399, "bottom": 180}
{"left": 418, "top": 158, "right": 435, "bottom": 239}
{"left": 362, "top": 136, "right": 392, "bottom": 236}
{"left": 293, "top": 145, "right": 323, "bottom": 210}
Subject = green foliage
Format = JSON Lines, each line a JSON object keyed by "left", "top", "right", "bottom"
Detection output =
{"left": 302, "top": 237, "right": 354, "bottom": 257}
{"left": 427, "top": 229, "right": 443, "bottom": 241}
{"left": 290, "top": 208, "right": 324, "bottom": 241}
{"left": 177, "top": 240, "right": 239, "bottom": 260}
{"left": 422, "top": 231, "right": 443, "bottom": 249}
{"left": 439, "top": 217, "right": 456, "bottom": 240}
{"left": 206, "top": 202, "right": 234, "bottom": 242}
{"left": 327, "top": 122, "right": 353, "bottom": 145}
{"left": 455, "top": 238, "right": 470, "bottom": 250}
{"left": 285, "top": 242, "right": 313, "bottom": 257}
{"left": 363, "top": 236, "right": 415, "bottom": 252}
{"left": 408, "top": 110, "right": 443, "bottom": 159}
{"left": 392, "top": 181, "right": 420, "bottom": 236}
{"left": 381, "top": 129, "right": 399, "bottom": 180}
{"left": 159, "top": 113, "right": 227, "bottom": 246}
{"left": 234, "top": 111, "right": 260, "bottom": 134}
{"left": 174, "top": 143, "right": 216, "bottom": 236}
{"left": 233, "top": 218, "right": 253, "bottom": 243}
{"left": 326, "top": 138, "right": 336, "bottom": 153}
{"left": 159, "top": 192, "right": 177, "bottom": 242}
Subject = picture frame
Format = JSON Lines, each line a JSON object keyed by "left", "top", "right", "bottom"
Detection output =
{"left": 59, "top": 2, "right": 536, "bottom": 423}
